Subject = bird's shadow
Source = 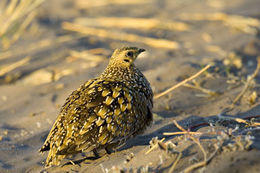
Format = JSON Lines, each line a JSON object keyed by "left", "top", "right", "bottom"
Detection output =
{"left": 62, "top": 156, "right": 97, "bottom": 167}
{"left": 118, "top": 111, "right": 205, "bottom": 151}
{"left": 119, "top": 104, "right": 260, "bottom": 151}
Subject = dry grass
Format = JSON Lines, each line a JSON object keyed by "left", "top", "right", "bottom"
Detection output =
{"left": 183, "top": 81, "right": 220, "bottom": 97}
{"left": 179, "top": 12, "right": 260, "bottom": 35}
{"left": 0, "top": 0, "right": 45, "bottom": 49}
{"left": 68, "top": 50, "right": 106, "bottom": 63}
{"left": 231, "top": 57, "right": 260, "bottom": 106}
{"left": 156, "top": 117, "right": 257, "bottom": 172}
{"left": 75, "top": 0, "right": 151, "bottom": 9}
{"left": 145, "top": 138, "right": 165, "bottom": 155}
{"left": 154, "top": 64, "right": 211, "bottom": 99}
{"left": 74, "top": 17, "right": 189, "bottom": 31}
{"left": 62, "top": 22, "right": 179, "bottom": 49}
{"left": 169, "top": 120, "right": 220, "bottom": 173}
{"left": 218, "top": 114, "right": 260, "bottom": 127}
{"left": 0, "top": 56, "right": 30, "bottom": 76}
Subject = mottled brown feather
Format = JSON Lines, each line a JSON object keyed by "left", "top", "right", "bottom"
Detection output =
{"left": 39, "top": 47, "right": 153, "bottom": 167}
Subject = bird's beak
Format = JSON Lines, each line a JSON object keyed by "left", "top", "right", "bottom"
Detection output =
{"left": 138, "top": 48, "right": 145, "bottom": 54}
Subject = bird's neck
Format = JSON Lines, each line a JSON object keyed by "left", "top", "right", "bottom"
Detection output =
{"left": 100, "top": 65, "right": 139, "bottom": 82}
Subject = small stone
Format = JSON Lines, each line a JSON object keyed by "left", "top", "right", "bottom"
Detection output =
{"left": 36, "top": 122, "right": 41, "bottom": 128}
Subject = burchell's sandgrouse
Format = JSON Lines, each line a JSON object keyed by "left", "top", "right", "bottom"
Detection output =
{"left": 39, "top": 47, "right": 153, "bottom": 167}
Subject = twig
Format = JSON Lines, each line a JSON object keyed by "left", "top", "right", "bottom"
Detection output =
{"left": 235, "top": 118, "right": 260, "bottom": 126}
{"left": 244, "top": 115, "right": 260, "bottom": 120}
{"left": 166, "top": 120, "right": 213, "bottom": 172}
{"left": 182, "top": 145, "right": 221, "bottom": 173}
{"left": 171, "top": 120, "right": 207, "bottom": 160}
{"left": 0, "top": 56, "right": 30, "bottom": 76}
{"left": 172, "top": 120, "right": 188, "bottom": 132}
{"left": 218, "top": 114, "right": 260, "bottom": 127}
{"left": 62, "top": 22, "right": 179, "bottom": 49}
{"left": 190, "top": 122, "right": 210, "bottom": 131}
{"left": 69, "top": 160, "right": 76, "bottom": 166}
{"left": 232, "top": 57, "right": 260, "bottom": 106}
{"left": 168, "top": 152, "right": 182, "bottom": 173}
{"left": 170, "top": 121, "right": 221, "bottom": 172}
{"left": 154, "top": 64, "right": 211, "bottom": 99}
{"left": 163, "top": 131, "right": 202, "bottom": 136}
{"left": 145, "top": 138, "right": 165, "bottom": 155}
{"left": 163, "top": 120, "right": 229, "bottom": 172}
{"left": 189, "top": 136, "right": 207, "bottom": 161}
{"left": 183, "top": 82, "right": 219, "bottom": 97}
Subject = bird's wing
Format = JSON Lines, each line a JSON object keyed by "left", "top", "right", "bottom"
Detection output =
{"left": 73, "top": 80, "right": 137, "bottom": 152}
{"left": 39, "top": 78, "right": 98, "bottom": 153}
{"left": 40, "top": 77, "right": 151, "bottom": 156}
{"left": 39, "top": 78, "right": 134, "bottom": 154}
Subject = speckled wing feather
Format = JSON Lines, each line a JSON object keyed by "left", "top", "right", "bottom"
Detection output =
{"left": 40, "top": 77, "right": 152, "bottom": 167}
{"left": 39, "top": 78, "right": 97, "bottom": 166}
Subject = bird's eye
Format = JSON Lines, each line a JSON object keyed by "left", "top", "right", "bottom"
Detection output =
{"left": 126, "top": 51, "right": 133, "bottom": 57}
{"left": 124, "top": 59, "right": 130, "bottom": 62}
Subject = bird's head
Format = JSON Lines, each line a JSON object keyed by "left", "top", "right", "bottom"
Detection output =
{"left": 108, "top": 47, "right": 145, "bottom": 67}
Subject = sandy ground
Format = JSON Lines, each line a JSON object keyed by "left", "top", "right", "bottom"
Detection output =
{"left": 0, "top": 0, "right": 260, "bottom": 172}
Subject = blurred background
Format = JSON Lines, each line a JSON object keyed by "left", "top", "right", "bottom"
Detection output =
{"left": 0, "top": 0, "right": 260, "bottom": 85}
{"left": 0, "top": 0, "right": 260, "bottom": 172}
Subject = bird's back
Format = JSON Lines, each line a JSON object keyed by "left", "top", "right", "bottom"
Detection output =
{"left": 40, "top": 74, "right": 152, "bottom": 167}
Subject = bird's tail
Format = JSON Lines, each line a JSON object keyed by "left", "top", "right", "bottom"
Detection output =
{"left": 45, "top": 147, "right": 66, "bottom": 168}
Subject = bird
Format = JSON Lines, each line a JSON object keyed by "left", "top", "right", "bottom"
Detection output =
{"left": 39, "top": 47, "right": 153, "bottom": 167}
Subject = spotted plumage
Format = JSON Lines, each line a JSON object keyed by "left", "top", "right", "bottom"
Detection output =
{"left": 39, "top": 47, "right": 153, "bottom": 167}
